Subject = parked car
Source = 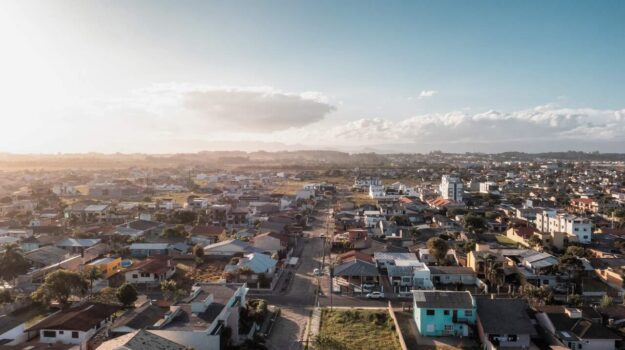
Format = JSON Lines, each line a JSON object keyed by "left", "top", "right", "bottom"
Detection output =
{"left": 362, "top": 283, "right": 375, "bottom": 292}
{"left": 366, "top": 291, "right": 385, "bottom": 299}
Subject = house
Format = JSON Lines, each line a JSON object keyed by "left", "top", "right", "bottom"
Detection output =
{"left": 252, "top": 231, "right": 288, "bottom": 255}
{"left": 333, "top": 259, "right": 379, "bottom": 293}
{"left": 124, "top": 257, "right": 176, "bottom": 285}
{"left": 387, "top": 260, "right": 433, "bottom": 295}
{"left": 109, "top": 303, "right": 166, "bottom": 335}
{"left": 417, "top": 248, "right": 458, "bottom": 265}
{"left": 476, "top": 298, "right": 536, "bottom": 349}
{"left": 97, "top": 329, "right": 186, "bottom": 350}
{"left": 0, "top": 315, "right": 26, "bottom": 345}
{"left": 203, "top": 239, "right": 263, "bottom": 257}
{"left": 87, "top": 257, "right": 122, "bottom": 278}
{"left": 148, "top": 283, "right": 249, "bottom": 349}
{"left": 23, "top": 245, "right": 72, "bottom": 268}
{"left": 413, "top": 290, "right": 476, "bottom": 337}
{"left": 56, "top": 238, "right": 102, "bottom": 253}
{"left": 225, "top": 253, "right": 277, "bottom": 277}
{"left": 129, "top": 243, "right": 170, "bottom": 258}
{"left": 373, "top": 252, "right": 418, "bottom": 271}
{"left": 115, "top": 219, "right": 164, "bottom": 238}
{"left": 26, "top": 303, "right": 120, "bottom": 350}
{"left": 429, "top": 266, "right": 477, "bottom": 286}
{"left": 189, "top": 225, "right": 225, "bottom": 239}
{"left": 536, "top": 306, "right": 620, "bottom": 350}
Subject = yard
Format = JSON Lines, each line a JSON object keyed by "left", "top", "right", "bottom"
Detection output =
{"left": 316, "top": 309, "right": 402, "bottom": 350}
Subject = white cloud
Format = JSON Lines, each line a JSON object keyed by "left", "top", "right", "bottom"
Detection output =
{"left": 322, "top": 105, "right": 625, "bottom": 148}
{"left": 418, "top": 90, "right": 438, "bottom": 99}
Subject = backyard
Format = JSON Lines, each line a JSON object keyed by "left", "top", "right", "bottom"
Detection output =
{"left": 316, "top": 309, "right": 402, "bottom": 350}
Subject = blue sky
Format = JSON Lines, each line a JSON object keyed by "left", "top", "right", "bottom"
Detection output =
{"left": 1, "top": 0, "right": 624, "bottom": 153}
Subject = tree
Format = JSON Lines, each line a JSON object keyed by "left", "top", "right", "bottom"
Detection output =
{"left": 464, "top": 214, "right": 486, "bottom": 233}
{"left": 527, "top": 235, "right": 543, "bottom": 249}
{"left": 160, "top": 280, "right": 179, "bottom": 301}
{"left": 83, "top": 266, "right": 104, "bottom": 297}
{"left": 426, "top": 237, "right": 449, "bottom": 265}
{"left": 559, "top": 255, "right": 584, "bottom": 293}
{"left": 192, "top": 244, "right": 204, "bottom": 259}
{"left": 31, "top": 270, "right": 87, "bottom": 306}
{"left": 600, "top": 295, "right": 613, "bottom": 307}
{"left": 117, "top": 283, "right": 138, "bottom": 307}
{"left": 565, "top": 246, "right": 586, "bottom": 258}
{"left": 0, "top": 243, "right": 30, "bottom": 283}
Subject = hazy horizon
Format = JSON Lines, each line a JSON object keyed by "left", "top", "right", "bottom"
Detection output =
{"left": 2, "top": 1, "right": 625, "bottom": 154}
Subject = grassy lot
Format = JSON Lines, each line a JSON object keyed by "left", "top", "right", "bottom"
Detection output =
{"left": 317, "top": 309, "right": 402, "bottom": 350}
{"left": 271, "top": 179, "right": 305, "bottom": 195}
{"left": 495, "top": 234, "right": 519, "bottom": 247}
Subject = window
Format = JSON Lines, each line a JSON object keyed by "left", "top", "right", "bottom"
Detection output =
{"left": 426, "top": 309, "right": 435, "bottom": 316}
{"left": 72, "top": 331, "right": 79, "bottom": 339}
{"left": 132, "top": 274, "right": 138, "bottom": 279}
{"left": 444, "top": 310, "right": 450, "bottom": 315}
{"left": 43, "top": 331, "right": 56, "bottom": 338}
{"left": 59, "top": 331, "right": 64, "bottom": 335}
{"left": 464, "top": 310, "right": 472, "bottom": 317}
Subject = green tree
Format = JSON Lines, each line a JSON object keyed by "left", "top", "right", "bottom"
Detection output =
{"left": 426, "top": 237, "right": 449, "bottom": 265}
{"left": 160, "top": 280, "right": 178, "bottom": 301}
{"left": 565, "top": 246, "right": 586, "bottom": 258}
{"left": 192, "top": 244, "right": 204, "bottom": 259}
{"left": 600, "top": 294, "right": 613, "bottom": 307}
{"left": 116, "top": 283, "right": 138, "bottom": 307}
{"left": 464, "top": 214, "right": 486, "bottom": 232}
{"left": 31, "top": 270, "right": 87, "bottom": 306}
{"left": 83, "top": 266, "right": 104, "bottom": 297}
{"left": 0, "top": 243, "right": 30, "bottom": 283}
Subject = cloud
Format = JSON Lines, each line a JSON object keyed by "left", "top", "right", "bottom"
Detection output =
{"left": 418, "top": 90, "right": 438, "bottom": 99}
{"left": 324, "top": 105, "right": 625, "bottom": 149}
{"left": 128, "top": 85, "right": 336, "bottom": 132}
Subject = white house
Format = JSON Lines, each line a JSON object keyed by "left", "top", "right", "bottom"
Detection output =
{"left": 124, "top": 257, "right": 176, "bottom": 285}
{"left": 26, "top": 303, "right": 120, "bottom": 350}
{"left": 252, "top": 231, "right": 288, "bottom": 255}
{"left": 149, "top": 283, "right": 249, "bottom": 349}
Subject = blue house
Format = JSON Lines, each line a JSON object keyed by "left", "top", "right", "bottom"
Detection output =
{"left": 129, "top": 243, "right": 170, "bottom": 258}
{"left": 413, "top": 290, "right": 476, "bottom": 337}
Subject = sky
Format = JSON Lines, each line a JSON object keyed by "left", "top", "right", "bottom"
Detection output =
{"left": 1, "top": 0, "right": 625, "bottom": 154}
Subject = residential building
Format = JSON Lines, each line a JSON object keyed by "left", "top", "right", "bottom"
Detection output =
{"left": 535, "top": 210, "right": 593, "bottom": 244}
{"left": 536, "top": 306, "right": 620, "bottom": 350}
{"left": 87, "top": 257, "right": 122, "bottom": 278}
{"left": 476, "top": 298, "right": 535, "bottom": 349}
{"left": 26, "top": 303, "right": 120, "bottom": 350}
{"left": 124, "top": 257, "right": 176, "bottom": 285}
{"left": 413, "top": 290, "right": 476, "bottom": 337}
{"left": 440, "top": 175, "right": 463, "bottom": 202}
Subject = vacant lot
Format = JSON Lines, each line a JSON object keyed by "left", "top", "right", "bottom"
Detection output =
{"left": 317, "top": 309, "right": 401, "bottom": 350}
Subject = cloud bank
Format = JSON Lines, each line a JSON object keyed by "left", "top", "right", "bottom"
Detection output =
{"left": 418, "top": 90, "right": 438, "bottom": 99}
{"left": 325, "top": 105, "right": 625, "bottom": 149}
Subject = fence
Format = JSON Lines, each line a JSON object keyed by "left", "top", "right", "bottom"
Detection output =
{"left": 387, "top": 301, "right": 408, "bottom": 350}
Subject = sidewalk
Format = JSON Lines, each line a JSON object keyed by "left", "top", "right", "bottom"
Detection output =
{"left": 307, "top": 306, "right": 322, "bottom": 348}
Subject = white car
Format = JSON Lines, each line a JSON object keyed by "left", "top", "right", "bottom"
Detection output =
{"left": 366, "top": 291, "right": 385, "bottom": 299}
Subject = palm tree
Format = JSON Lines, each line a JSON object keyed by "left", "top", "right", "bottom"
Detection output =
{"left": 83, "top": 266, "right": 104, "bottom": 297}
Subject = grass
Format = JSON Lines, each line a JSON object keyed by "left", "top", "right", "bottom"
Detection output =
{"left": 495, "top": 234, "right": 518, "bottom": 246}
{"left": 317, "top": 309, "right": 402, "bottom": 350}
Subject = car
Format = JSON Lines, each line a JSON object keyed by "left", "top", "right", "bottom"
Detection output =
{"left": 362, "top": 283, "right": 375, "bottom": 291}
{"left": 366, "top": 291, "right": 385, "bottom": 299}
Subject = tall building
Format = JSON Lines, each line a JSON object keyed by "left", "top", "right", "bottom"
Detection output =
{"left": 535, "top": 210, "right": 592, "bottom": 244}
{"left": 440, "top": 175, "right": 463, "bottom": 202}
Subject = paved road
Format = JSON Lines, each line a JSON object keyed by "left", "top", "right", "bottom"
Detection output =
{"left": 265, "top": 200, "right": 399, "bottom": 349}
{"left": 265, "top": 236, "right": 323, "bottom": 350}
